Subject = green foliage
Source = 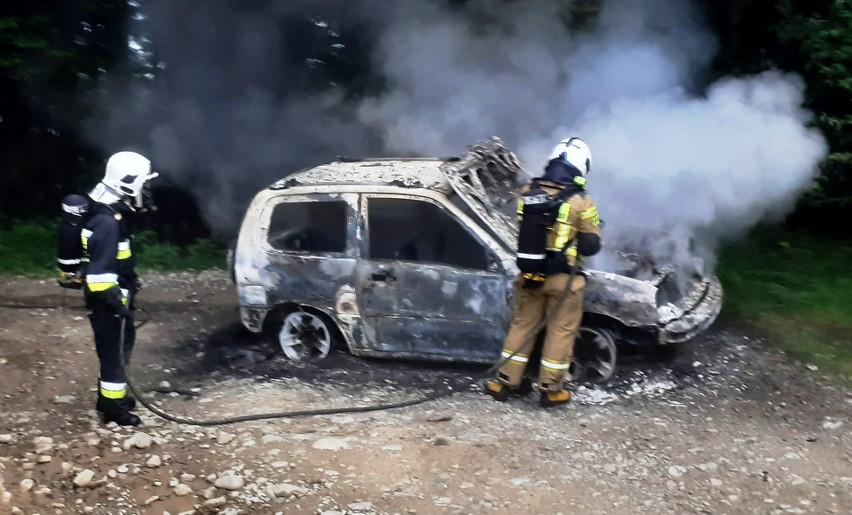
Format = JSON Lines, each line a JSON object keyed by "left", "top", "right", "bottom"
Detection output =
{"left": 807, "top": 153, "right": 852, "bottom": 208}
{"left": 0, "top": 221, "right": 225, "bottom": 277}
{"left": 0, "top": 15, "right": 69, "bottom": 80}
{"left": 717, "top": 230, "right": 852, "bottom": 380}
{"left": 0, "top": 219, "right": 58, "bottom": 277}
{"left": 777, "top": 0, "right": 852, "bottom": 208}
{"left": 134, "top": 231, "right": 227, "bottom": 272}
{"left": 779, "top": 0, "right": 852, "bottom": 101}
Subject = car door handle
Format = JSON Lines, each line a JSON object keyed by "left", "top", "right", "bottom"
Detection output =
{"left": 372, "top": 270, "right": 395, "bottom": 282}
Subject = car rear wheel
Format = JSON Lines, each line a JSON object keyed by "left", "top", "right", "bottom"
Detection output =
{"left": 568, "top": 327, "right": 617, "bottom": 383}
{"left": 273, "top": 309, "right": 334, "bottom": 361}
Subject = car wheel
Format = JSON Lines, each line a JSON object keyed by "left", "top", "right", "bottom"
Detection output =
{"left": 568, "top": 327, "right": 617, "bottom": 383}
{"left": 273, "top": 309, "right": 334, "bottom": 361}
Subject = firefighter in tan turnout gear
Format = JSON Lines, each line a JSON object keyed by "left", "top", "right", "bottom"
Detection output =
{"left": 485, "top": 137, "right": 602, "bottom": 408}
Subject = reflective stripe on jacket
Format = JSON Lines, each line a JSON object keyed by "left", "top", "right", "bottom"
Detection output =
{"left": 82, "top": 206, "right": 136, "bottom": 293}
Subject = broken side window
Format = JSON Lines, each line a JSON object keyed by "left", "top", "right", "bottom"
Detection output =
{"left": 268, "top": 200, "right": 347, "bottom": 253}
{"left": 367, "top": 198, "right": 489, "bottom": 270}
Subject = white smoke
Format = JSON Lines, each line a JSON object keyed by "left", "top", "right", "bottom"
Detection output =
{"left": 87, "top": 0, "right": 827, "bottom": 276}
{"left": 356, "top": 0, "right": 827, "bottom": 276}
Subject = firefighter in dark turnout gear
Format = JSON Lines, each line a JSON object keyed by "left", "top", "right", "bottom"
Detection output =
{"left": 83, "top": 151, "right": 158, "bottom": 426}
{"left": 485, "top": 137, "right": 602, "bottom": 408}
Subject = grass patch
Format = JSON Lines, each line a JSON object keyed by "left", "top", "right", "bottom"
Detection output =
{"left": 0, "top": 219, "right": 225, "bottom": 277}
{"left": 134, "top": 231, "right": 226, "bottom": 272}
{"left": 717, "top": 230, "right": 852, "bottom": 380}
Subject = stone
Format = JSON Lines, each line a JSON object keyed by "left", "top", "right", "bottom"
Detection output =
{"left": 667, "top": 466, "right": 687, "bottom": 478}
{"left": 143, "top": 495, "right": 159, "bottom": 505}
{"left": 313, "top": 437, "right": 350, "bottom": 450}
{"left": 261, "top": 434, "right": 284, "bottom": 444}
{"left": 214, "top": 474, "right": 245, "bottom": 491}
{"left": 216, "top": 431, "right": 235, "bottom": 445}
{"left": 269, "top": 483, "right": 308, "bottom": 498}
{"left": 204, "top": 496, "right": 227, "bottom": 508}
{"left": 145, "top": 455, "right": 162, "bottom": 468}
{"left": 382, "top": 444, "right": 402, "bottom": 452}
{"left": 173, "top": 484, "right": 193, "bottom": 496}
{"left": 348, "top": 501, "right": 374, "bottom": 511}
{"left": 19, "top": 479, "right": 35, "bottom": 493}
{"left": 0, "top": 434, "right": 13, "bottom": 444}
{"left": 37, "top": 455, "right": 52, "bottom": 464}
{"left": 33, "top": 436, "right": 54, "bottom": 454}
{"left": 53, "top": 395, "right": 75, "bottom": 404}
{"left": 116, "top": 464, "right": 129, "bottom": 473}
{"left": 822, "top": 419, "right": 843, "bottom": 430}
{"left": 73, "top": 469, "right": 95, "bottom": 488}
{"left": 123, "top": 432, "right": 153, "bottom": 450}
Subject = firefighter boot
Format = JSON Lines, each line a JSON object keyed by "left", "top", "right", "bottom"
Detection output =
{"left": 484, "top": 377, "right": 533, "bottom": 402}
{"left": 540, "top": 389, "right": 571, "bottom": 408}
{"left": 97, "top": 381, "right": 136, "bottom": 410}
{"left": 96, "top": 395, "right": 141, "bottom": 426}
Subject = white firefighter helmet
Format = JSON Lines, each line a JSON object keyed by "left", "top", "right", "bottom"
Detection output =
{"left": 103, "top": 151, "right": 157, "bottom": 196}
{"left": 548, "top": 137, "right": 592, "bottom": 177}
{"left": 90, "top": 151, "right": 158, "bottom": 205}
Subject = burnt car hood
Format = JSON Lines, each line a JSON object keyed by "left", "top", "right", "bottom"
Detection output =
{"left": 442, "top": 137, "right": 723, "bottom": 343}
{"left": 441, "top": 138, "right": 522, "bottom": 252}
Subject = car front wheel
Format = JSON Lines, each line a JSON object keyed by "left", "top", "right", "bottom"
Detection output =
{"left": 568, "top": 327, "right": 617, "bottom": 383}
{"left": 272, "top": 309, "right": 334, "bottom": 361}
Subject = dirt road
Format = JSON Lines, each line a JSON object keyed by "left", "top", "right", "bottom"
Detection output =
{"left": 0, "top": 272, "right": 849, "bottom": 514}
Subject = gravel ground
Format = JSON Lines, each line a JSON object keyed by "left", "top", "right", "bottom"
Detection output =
{"left": 0, "top": 271, "right": 849, "bottom": 514}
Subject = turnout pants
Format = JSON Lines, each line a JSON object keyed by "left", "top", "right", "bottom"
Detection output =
{"left": 85, "top": 291, "right": 135, "bottom": 401}
{"left": 496, "top": 273, "right": 586, "bottom": 392}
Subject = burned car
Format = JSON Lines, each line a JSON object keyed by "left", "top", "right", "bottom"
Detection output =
{"left": 232, "top": 138, "right": 722, "bottom": 382}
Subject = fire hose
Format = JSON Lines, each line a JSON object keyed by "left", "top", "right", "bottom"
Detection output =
{"left": 2, "top": 269, "right": 580, "bottom": 426}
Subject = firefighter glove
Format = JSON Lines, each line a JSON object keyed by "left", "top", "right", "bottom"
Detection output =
{"left": 104, "top": 286, "right": 132, "bottom": 318}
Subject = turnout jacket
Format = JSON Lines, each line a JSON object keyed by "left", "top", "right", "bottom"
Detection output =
{"left": 81, "top": 203, "right": 138, "bottom": 295}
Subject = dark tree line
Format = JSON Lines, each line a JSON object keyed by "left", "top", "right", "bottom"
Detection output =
{"left": 1, "top": 0, "right": 850, "bottom": 238}
{"left": 0, "top": 0, "right": 129, "bottom": 224}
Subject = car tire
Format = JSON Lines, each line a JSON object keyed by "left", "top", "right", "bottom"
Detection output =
{"left": 265, "top": 307, "right": 337, "bottom": 362}
{"left": 567, "top": 327, "right": 617, "bottom": 384}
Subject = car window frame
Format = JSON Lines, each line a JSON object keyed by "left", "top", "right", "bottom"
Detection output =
{"left": 360, "top": 192, "right": 503, "bottom": 273}
{"left": 258, "top": 193, "right": 359, "bottom": 259}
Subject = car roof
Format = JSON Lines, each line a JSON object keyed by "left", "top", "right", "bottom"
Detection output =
{"left": 269, "top": 158, "right": 455, "bottom": 192}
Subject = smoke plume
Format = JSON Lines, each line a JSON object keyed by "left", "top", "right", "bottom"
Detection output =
{"left": 87, "top": 0, "right": 827, "bottom": 276}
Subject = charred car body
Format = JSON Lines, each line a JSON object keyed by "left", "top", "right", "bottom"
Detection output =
{"left": 232, "top": 139, "right": 723, "bottom": 382}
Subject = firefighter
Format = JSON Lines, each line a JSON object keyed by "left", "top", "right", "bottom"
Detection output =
{"left": 83, "top": 151, "right": 158, "bottom": 426}
{"left": 485, "top": 137, "right": 602, "bottom": 408}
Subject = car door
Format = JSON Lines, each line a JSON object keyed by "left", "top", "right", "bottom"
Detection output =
{"left": 354, "top": 193, "right": 511, "bottom": 362}
{"left": 255, "top": 193, "right": 360, "bottom": 308}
